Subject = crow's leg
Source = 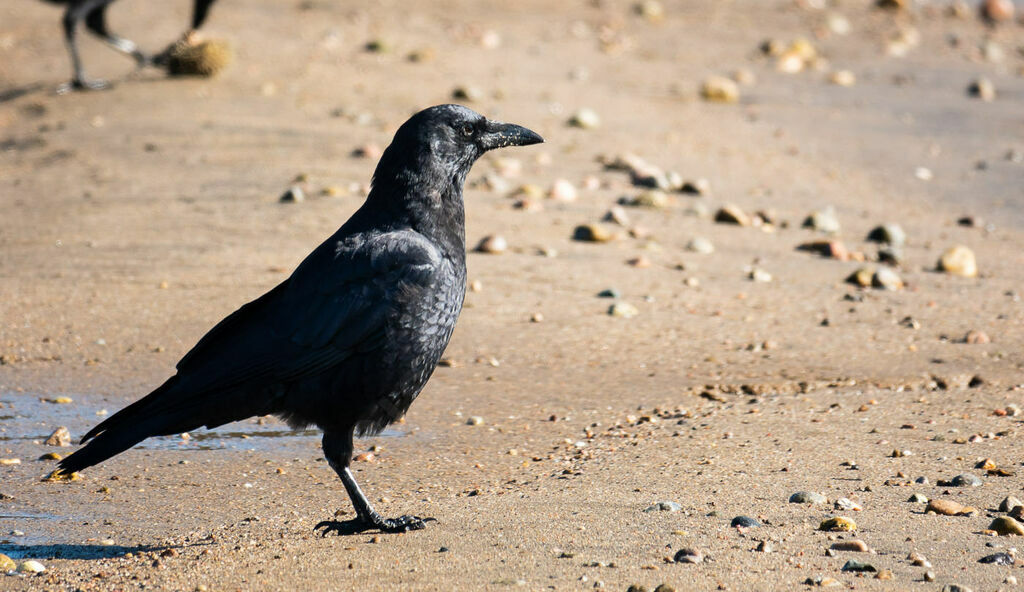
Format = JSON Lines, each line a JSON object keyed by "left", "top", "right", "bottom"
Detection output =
{"left": 85, "top": 5, "right": 149, "bottom": 66}
{"left": 191, "top": 0, "right": 218, "bottom": 30}
{"left": 58, "top": 0, "right": 116, "bottom": 93}
{"left": 314, "top": 429, "right": 433, "bottom": 535}
{"left": 154, "top": 0, "right": 217, "bottom": 67}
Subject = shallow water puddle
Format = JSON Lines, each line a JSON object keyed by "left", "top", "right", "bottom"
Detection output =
{"left": 0, "top": 393, "right": 404, "bottom": 453}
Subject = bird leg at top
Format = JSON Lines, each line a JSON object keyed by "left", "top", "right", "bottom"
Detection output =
{"left": 314, "top": 430, "right": 434, "bottom": 535}
{"left": 85, "top": 6, "right": 150, "bottom": 67}
{"left": 58, "top": 0, "right": 115, "bottom": 93}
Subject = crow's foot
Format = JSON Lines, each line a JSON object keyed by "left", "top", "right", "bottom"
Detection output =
{"left": 57, "top": 78, "right": 111, "bottom": 94}
{"left": 314, "top": 514, "right": 434, "bottom": 536}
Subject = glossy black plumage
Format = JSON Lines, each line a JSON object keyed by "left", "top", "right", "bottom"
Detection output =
{"left": 58, "top": 104, "right": 543, "bottom": 533}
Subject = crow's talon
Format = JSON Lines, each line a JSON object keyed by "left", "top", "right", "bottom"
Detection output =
{"left": 381, "top": 515, "right": 434, "bottom": 532}
{"left": 312, "top": 514, "right": 435, "bottom": 536}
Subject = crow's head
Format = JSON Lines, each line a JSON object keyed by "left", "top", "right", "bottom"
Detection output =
{"left": 379, "top": 104, "right": 543, "bottom": 185}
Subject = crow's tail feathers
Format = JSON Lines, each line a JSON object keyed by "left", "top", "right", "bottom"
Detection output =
{"left": 57, "top": 377, "right": 185, "bottom": 475}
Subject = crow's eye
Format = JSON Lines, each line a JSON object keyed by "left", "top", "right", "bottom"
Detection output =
{"left": 461, "top": 124, "right": 474, "bottom": 137}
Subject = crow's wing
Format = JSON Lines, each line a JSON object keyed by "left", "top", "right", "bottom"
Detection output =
{"left": 78, "top": 229, "right": 442, "bottom": 443}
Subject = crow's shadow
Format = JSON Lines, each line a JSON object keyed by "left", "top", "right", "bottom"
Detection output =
{"left": 0, "top": 83, "right": 49, "bottom": 104}
{"left": 0, "top": 543, "right": 165, "bottom": 561}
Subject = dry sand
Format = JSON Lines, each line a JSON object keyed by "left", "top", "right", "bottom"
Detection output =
{"left": 1, "top": 1, "right": 1023, "bottom": 590}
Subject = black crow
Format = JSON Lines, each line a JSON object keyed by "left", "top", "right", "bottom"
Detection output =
{"left": 57, "top": 104, "right": 543, "bottom": 534}
{"left": 42, "top": 0, "right": 218, "bottom": 91}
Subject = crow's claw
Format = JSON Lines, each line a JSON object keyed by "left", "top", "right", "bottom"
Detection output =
{"left": 313, "top": 514, "right": 435, "bottom": 536}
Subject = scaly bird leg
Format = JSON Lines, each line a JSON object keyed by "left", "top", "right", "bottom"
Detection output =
{"left": 314, "top": 430, "right": 433, "bottom": 535}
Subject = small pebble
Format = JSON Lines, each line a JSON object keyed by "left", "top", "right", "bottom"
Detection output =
{"left": 926, "top": 499, "right": 974, "bottom": 516}
{"left": 797, "top": 240, "right": 849, "bottom": 260}
{"left": 1006, "top": 575, "right": 1018, "bottom": 585}
{"left": 686, "top": 238, "right": 714, "bottom": 254}
{"left": 924, "top": 571, "right": 936, "bottom": 582}
{"left": 841, "top": 559, "right": 876, "bottom": 572}
{"left": 831, "top": 540, "right": 869, "bottom": 552}
{"left": 803, "top": 576, "right": 841, "bottom": 587}
{"left": 16, "top": 560, "right": 45, "bottom": 574}
{"left": 908, "top": 493, "right": 928, "bottom": 503}
{"left": 466, "top": 416, "right": 484, "bottom": 426}
{"left": 872, "top": 267, "right": 903, "bottom": 291}
{"left": 939, "top": 244, "right": 979, "bottom": 276}
{"left": 829, "top": 70, "right": 856, "bottom": 87}
{"left": 730, "top": 515, "right": 760, "bottom": 528}
{"left": 715, "top": 205, "right": 750, "bottom": 226}
{"left": 603, "top": 206, "right": 631, "bottom": 226}
{"left": 700, "top": 76, "right": 740, "bottom": 104}
{"left": 998, "top": 496, "right": 1022, "bottom": 512}
{"left": 981, "top": 0, "right": 1015, "bottom": 21}
{"left": 846, "top": 266, "right": 875, "bottom": 288}
{"left": 635, "top": 0, "right": 665, "bottom": 22}
{"left": 279, "top": 185, "right": 305, "bottom": 203}
{"left": 866, "top": 224, "right": 906, "bottom": 247}
{"left": 950, "top": 473, "right": 982, "bottom": 487}
{"left": 789, "top": 491, "right": 827, "bottom": 505}
{"left": 679, "top": 178, "right": 711, "bottom": 196}
{"left": 644, "top": 501, "right": 682, "bottom": 512}
{"left": 834, "top": 498, "right": 862, "bottom": 512}
{"left": 45, "top": 426, "right": 71, "bottom": 447}
{"left": 875, "top": 569, "right": 894, "bottom": 580}
{"left": 908, "top": 551, "right": 931, "bottom": 567}
{"left": 673, "top": 548, "right": 703, "bottom": 564}
{"left": 748, "top": 268, "right": 772, "bottom": 283}
{"left": 819, "top": 517, "right": 856, "bottom": 532}
{"left": 474, "top": 235, "right": 508, "bottom": 254}
{"left": 802, "top": 206, "right": 840, "bottom": 234}
{"left": 968, "top": 78, "right": 996, "bottom": 101}
{"left": 625, "top": 190, "right": 669, "bottom": 209}
{"left": 979, "top": 552, "right": 1014, "bottom": 565}
{"left": 941, "top": 586, "right": 972, "bottom": 592}
{"left": 597, "top": 288, "right": 620, "bottom": 299}
{"left": 990, "top": 517, "right": 1024, "bottom": 536}
{"left": 451, "top": 85, "right": 484, "bottom": 102}
{"left": 964, "top": 330, "right": 990, "bottom": 344}
{"left": 756, "top": 540, "right": 773, "bottom": 553}
{"left": 0, "top": 553, "right": 15, "bottom": 572}
{"left": 573, "top": 224, "right": 615, "bottom": 243}
{"left": 568, "top": 108, "right": 601, "bottom": 129}
{"left": 609, "top": 302, "right": 639, "bottom": 318}
{"left": 549, "top": 179, "right": 578, "bottom": 202}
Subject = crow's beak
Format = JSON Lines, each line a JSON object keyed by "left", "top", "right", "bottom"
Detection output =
{"left": 480, "top": 121, "right": 544, "bottom": 151}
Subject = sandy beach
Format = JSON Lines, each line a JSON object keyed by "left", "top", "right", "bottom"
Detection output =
{"left": 1, "top": 1, "right": 1023, "bottom": 590}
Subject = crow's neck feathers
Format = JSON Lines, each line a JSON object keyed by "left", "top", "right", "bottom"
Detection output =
{"left": 366, "top": 142, "right": 470, "bottom": 260}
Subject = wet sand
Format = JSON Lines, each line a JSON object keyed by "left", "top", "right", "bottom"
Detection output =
{"left": 1, "top": 1, "right": 1023, "bottom": 590}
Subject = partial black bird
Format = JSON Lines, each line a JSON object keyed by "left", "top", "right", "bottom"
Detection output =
{"left": 42, "top": 0, "right": 218, "bottom": 91}
{"left": 58, "top": 104, "right": 543, "bottom": 534}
